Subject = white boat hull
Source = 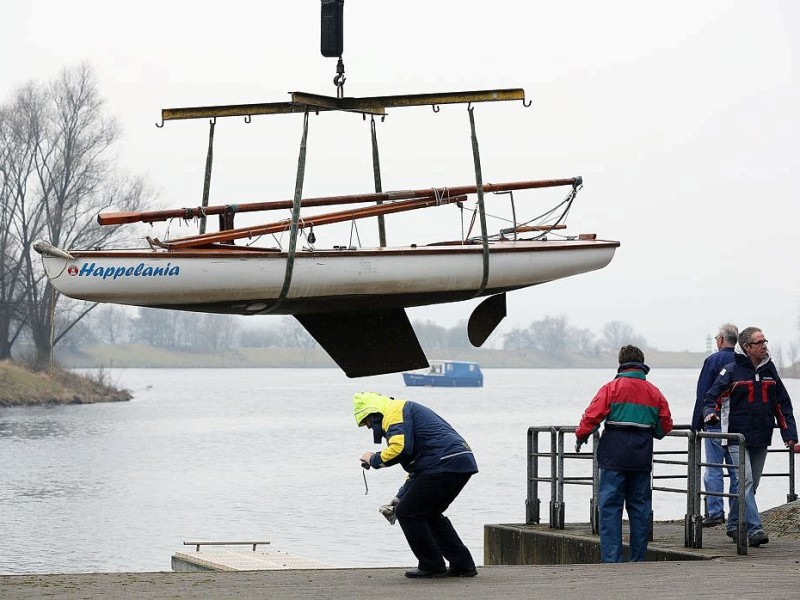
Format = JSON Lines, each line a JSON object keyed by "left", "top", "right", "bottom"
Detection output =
{"left": 37, "top": 239, "right": 618, "bottom": 315}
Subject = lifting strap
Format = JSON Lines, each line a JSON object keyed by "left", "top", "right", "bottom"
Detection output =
{"left": 370, "top": 115, "right": 387, "bottom": 247}
{"left": 199, "top": 118, "right": 216, "bottom": 234}
{"left": 263, "top": 111, "right": 310, "bottom": 314}
{"left": 468, "top": 106, "right": 490, "bottom": 298}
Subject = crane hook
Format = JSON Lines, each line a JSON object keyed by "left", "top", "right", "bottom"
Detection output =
{"left": 334, "top": 56, "right": 346, "bottom": 98}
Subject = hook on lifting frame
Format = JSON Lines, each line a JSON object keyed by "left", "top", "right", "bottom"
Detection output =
{"left": 333, "top": 56, "right": 346, "bottom": 99}
{"left": 244, "top": 115, "right": 252, "bottom": 124}
{"left": 522, "top": 96, "right": 532, "bottom": 108}
{"left": 432, "top": 104, "right": 440, "bottom": 113}
{"left": 155, "top": 116, "right": 165, "bottom": 128}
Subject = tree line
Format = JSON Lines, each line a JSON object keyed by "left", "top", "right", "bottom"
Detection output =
{"left": 1, "top": 64, "right": 147, "bottom": 370}
{"left": 55, "top": 306, "right": 648, "bottom": 356}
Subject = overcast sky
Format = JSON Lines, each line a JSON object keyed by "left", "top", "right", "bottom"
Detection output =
{"left": 3, "top": 1, "right": 799, "bottom": 355}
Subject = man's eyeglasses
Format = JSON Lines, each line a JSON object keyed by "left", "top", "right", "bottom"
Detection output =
{"left": 749, "top": 339, "right": 768, "bottom": 346}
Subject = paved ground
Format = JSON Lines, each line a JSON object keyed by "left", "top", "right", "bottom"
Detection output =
{"left": 3, "top": 525, "right": 799, "bottom": 599}
{"left": 3, "top": 560, "right": 800, "bottom": 600}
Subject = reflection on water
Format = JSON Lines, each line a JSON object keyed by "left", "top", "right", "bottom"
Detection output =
{"left": 0, "top": 367, "right": 797, "bottom": 575}
{"left": 0, "top": 418, "right": 73, "bottom": 440}
{"left": 0, "top": 404, "right": 116, "bottom": 441}
{"left": 10, "top": 480, "right": 86, "bottom": 504}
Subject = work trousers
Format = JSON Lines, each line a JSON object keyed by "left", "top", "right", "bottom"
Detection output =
{"left": 727, "top": 445, "right": 768, "bottom": 537}
{"left": 703, "top": 427, "right": 739, "bottom": 519}
{"left": 598, "top": 468, "right": 651, "bottom": 563}
{"left": 395, "top": 472, "right": 475, "bottom": 573}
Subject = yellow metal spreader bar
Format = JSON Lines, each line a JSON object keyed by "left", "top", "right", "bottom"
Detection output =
{"left": 291, "top": 88, "right": 527, "bottom": 110}
{"left": 161, "top": 101, "right": 384, "bottom": 122}
{"left": 160, "top": 88, "right": 528, "bottom": 123}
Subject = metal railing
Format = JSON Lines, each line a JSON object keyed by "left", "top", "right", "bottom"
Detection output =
{"left": 526, "top": 426, "right": 599, "bottom": 531}
{"left": 654, "top": 429, "right": 747, "bottom": 554}
{"left": 526, "top": 425, "right": 797, "bottom": 556}
{"left": 183, "top": 540, "right": 270, "bottom": 552}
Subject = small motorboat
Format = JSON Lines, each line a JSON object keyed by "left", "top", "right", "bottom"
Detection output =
{"left": 403, "top": 360, "right": 484, "bottom": 387}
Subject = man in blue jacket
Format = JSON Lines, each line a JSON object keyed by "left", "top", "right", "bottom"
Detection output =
{"left": 354, "top": 392, "right": 478, "bottom": 579}
{"left": 703, "top": 327, "right": 797, "bottom": 547}
{"left": 691, "top": 323, "right": 739, "bottom": 527}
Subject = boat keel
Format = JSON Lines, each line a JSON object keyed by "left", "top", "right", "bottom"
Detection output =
{"left": 295, "top": 308, "right": 428, "bottom": 378}
{"left": 467, "top": 293, "right": 507, "bottom": 347}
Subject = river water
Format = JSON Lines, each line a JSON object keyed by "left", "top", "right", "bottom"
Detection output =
{"left": 0, "top": 367, "right": 797, "bottom": 574}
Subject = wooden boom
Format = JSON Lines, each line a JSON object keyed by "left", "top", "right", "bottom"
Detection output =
{"left": 500, "top": 224, "right": 567, "bottom": 234}
{"left": 151, "top": 194, "right": 470, "bottom": 250}
{"left": 98, "top": 177, "right": 582, "bottom": 226}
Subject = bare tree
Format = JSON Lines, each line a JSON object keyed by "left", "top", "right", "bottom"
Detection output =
{"left": 600, "top": 320, "right": 647, "bottom": 352}
{"left": 172, "top": 313, "right": 238, "bottom": 351}
{"left": 413, "top": 320, "right": 450, "bottom": 350}
{"left": 10, "top": 64, "right": 147, "bottom": 369}
{"left": 0, "top": 83, "right": 48, "bottom": 360}
{"left": 502, "top": 326, "right": 534, "bottom": 351}
{"left": 281, "top": 317, "right": 318, "bottom": 365}
{"left": 199, "top": 314, "right": 238, "bottom": 351}
{"left": 130, "top": 308, "right": 179, "bottom": 348}
{"left": 787, "top": 340, "right": 800, "bottom": 373}
{"left": 569, "top": 325, "right": 599, "bottom": 355}
{"left": 531, "top": 315, "right": 573, "bottom": 355}
{"left": 93, "top": 305, "right": 130, "bottom": 345}
{"left": 444, "top": 320, "right": 471, "bottom": 349}
{"left": 0, "top": 103, "right": 17, "bottom": 359}
{"left": 280, "top": 317, "right": 317, "bottom": 349}
{"left": 501, "top": 315, "right": 574, "bottom": 355}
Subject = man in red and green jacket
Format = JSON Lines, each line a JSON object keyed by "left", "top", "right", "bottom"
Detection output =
{"left": 576, "top": 345, "right": 673, "bottom": 563}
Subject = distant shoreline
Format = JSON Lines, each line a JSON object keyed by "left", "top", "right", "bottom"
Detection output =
{"left": 50, "top": 343, "right": 712, "bottom": 370}
{"left": 3, "top": 345, "right": 797, "bottom": 407}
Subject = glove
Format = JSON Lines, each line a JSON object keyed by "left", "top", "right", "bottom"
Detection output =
{"left": 704, "top": 413, "right": 720, "bottom": 425}
{"left": 575, "top": 438, "right": 585, "bottom": 453}
{"left": 360, "top": 452, "right": 374, "bottom": 469}
{"left": 378, "top": 497, "right": 400, "bottom": 525}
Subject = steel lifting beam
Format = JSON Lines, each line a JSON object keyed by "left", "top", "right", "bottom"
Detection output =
{"left": 163, "top": 102, "right": 304, "bottom": 122}
{"left": 161, "top": 100, "right": 385, "bottom": 123}
{"left": 291, "top": 88, "right": 527, "bottom": 110}
{"left": 159, "top": 89, "right": 527, "bottom": 123}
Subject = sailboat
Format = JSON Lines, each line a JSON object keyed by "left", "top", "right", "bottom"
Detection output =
{"left": 34, "top": 19, "right": 619, "bottom": 378}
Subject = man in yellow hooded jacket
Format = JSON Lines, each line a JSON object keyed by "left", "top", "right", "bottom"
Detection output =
{"left": 354, "top": 391, "right": 478, "bottom": 578}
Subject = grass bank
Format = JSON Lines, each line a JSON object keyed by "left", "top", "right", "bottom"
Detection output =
{"left": 0, "top": 360, "right": 132, "bottom": 407}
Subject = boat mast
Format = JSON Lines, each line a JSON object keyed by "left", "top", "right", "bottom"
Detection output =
{"left": 97, "top": 177, "right": 581, "bottom": 226}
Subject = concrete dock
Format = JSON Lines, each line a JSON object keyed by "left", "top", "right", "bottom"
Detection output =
{"left": 2, "top": 559, "right": 799, "bottom": 600}
{"left": 2, "top": 525, "right": 800, "bottom": 599}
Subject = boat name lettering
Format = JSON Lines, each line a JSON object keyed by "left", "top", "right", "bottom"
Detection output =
{"left": 75, "top": 262, "right": 181, "bottom": 279}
